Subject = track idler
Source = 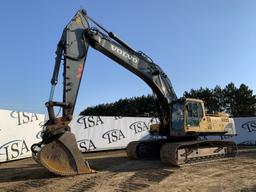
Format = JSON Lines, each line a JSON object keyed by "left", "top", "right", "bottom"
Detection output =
{"left": 126, "top": 140, "right": 164, "bottom": 159}
{"left": 32, "top": 131, "right": 94, "bottom": 176}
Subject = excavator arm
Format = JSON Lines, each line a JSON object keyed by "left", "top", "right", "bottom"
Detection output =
{"left": 31, "top": 9, "right": 177, "bottom": 176}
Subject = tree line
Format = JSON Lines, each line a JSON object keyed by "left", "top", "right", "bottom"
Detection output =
{"left": 80, "top": 95, "right": 158, "bottom": 117}
{"left": 80, "top": 82, "right": 256, "bottom": 117}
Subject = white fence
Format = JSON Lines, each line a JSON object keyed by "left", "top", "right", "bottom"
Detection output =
{"left": 0, "top": 109, "right": 255, "bottom": 163}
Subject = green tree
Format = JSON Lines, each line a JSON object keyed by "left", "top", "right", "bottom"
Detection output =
{"left": 81, "top": 83, "right": 256, "bottom": 117}
{"left": 80, "top": 94, "right": 158, "bottom": 117}
{"left": 223, "top": 83, "right": 238, "bottom": 116}
{"left": 233, "top": 84, "right": 256, "bottom": 117}
{"left": 185, "top": 82, "right": 256, "bottom": 117}
{"left": 212, "top": 85, "right": 224, "bottom": 112}
{"left": 184, "top": 86, "right": 221, "bottom": 113}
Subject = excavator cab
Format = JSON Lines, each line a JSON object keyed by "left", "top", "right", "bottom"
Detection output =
{"left": 170, "top": 98, "right": 236, "bottom": 136}
{"left": 171, "top": 98, "right": 205, "bottom": 134}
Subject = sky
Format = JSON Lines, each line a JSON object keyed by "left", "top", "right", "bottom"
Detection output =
{"left": 0, "top": 0, "right": 255, "bottom": 115}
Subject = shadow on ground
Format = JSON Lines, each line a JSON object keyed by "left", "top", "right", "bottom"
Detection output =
{"left": 0, "top": 153, "right": 175, "bottom": 183}
{"left": 0, "top": 163, "right": 55, "bottom": 182}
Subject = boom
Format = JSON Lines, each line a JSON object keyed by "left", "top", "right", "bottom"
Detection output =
{"left": 47, "top": 9, "right": 177, "bottom": 134}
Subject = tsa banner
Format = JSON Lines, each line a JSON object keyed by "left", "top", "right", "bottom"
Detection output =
{"left": 1, "top": 107, "right": 256, "bottom": 163}
{"left": 233, "top": 117, "right": 256, "bottom": 145}
{"left": 0, "top": 109, "right": 45, "bottom": 162}
{"left": 70, "top": 116, "right": 159, "bottom": 152}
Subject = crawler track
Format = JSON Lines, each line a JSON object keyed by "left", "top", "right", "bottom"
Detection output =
{"left": 127, "top": 140, "right": 237, "bottom": 166}
{"left": 160, "top": 140, "right": 237, "bottom": 166}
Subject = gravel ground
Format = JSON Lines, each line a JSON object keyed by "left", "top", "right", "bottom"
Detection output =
{"left": 0, "top": 148, "right": 255, "bottom": 192}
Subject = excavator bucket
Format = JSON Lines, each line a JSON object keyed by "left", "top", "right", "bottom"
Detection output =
{"left": 33, "top": 132, "right": 94, "bottom": 176}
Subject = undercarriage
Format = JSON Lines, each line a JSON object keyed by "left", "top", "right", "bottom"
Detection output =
{"left": 126, "top": 139, "right": 237, "bottom": 166}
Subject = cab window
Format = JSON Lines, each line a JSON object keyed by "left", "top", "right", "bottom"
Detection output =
{"left": 186, "top": 102, "right": 203, "bottom": 127}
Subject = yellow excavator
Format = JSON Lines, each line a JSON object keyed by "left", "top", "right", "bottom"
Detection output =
{"left": 31, "top": 10, "right": 237, "bottom": 176}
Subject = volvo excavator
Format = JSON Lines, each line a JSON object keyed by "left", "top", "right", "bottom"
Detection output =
{"left": 31, "top": 9, "right": 237, "bottom": 176}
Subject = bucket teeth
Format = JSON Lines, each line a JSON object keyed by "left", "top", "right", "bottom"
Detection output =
{"left": 34, "top": 132, "right": 93, "bottom": 176}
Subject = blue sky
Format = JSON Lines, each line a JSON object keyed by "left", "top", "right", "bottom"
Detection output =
{"left": 0, "top": 0, "right": 255, "bottom": 114}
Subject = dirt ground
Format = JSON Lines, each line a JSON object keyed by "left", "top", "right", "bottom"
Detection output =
{"left": 0, "top": 148, "right": 255, "bottom": 192}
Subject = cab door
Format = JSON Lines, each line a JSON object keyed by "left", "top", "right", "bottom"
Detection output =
{"left": 185, "top": 102, "right": 203, "bottom": 133}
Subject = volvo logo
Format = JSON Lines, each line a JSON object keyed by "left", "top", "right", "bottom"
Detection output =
{"left": 111, "top": 44, "right": 138, "bottom": 64}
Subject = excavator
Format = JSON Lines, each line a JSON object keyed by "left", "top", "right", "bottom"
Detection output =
{"left": 31, "top": 9, "right": 237, "bottom": 176}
